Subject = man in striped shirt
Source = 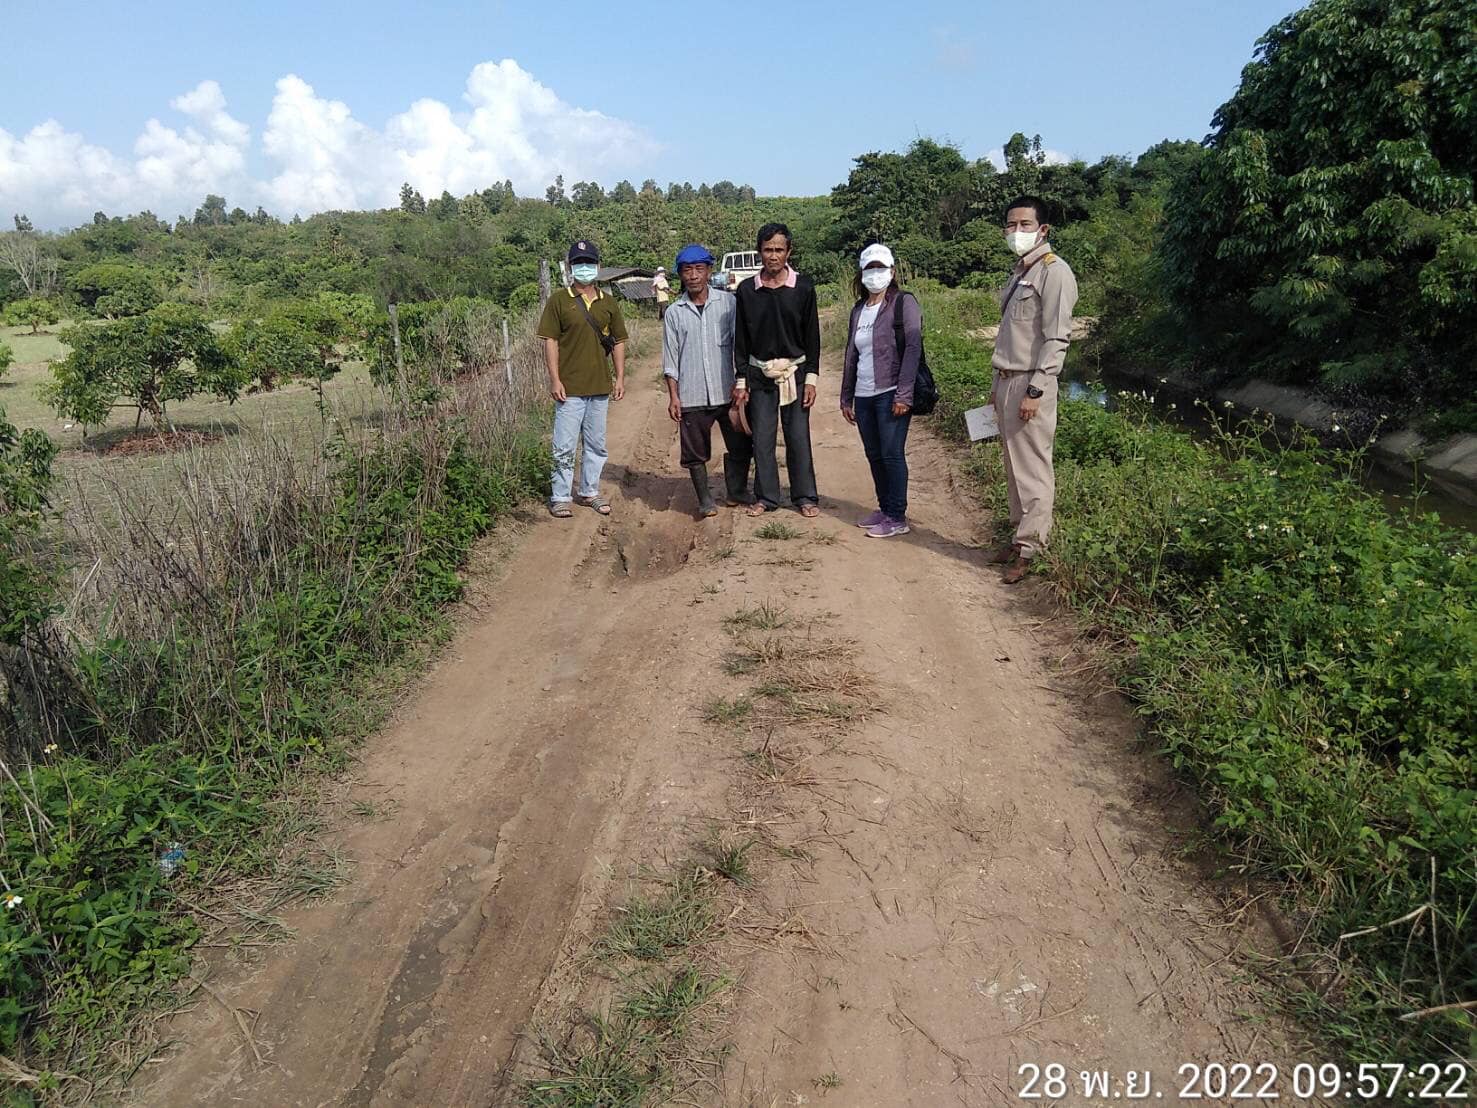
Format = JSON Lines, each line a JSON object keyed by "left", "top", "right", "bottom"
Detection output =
{"left": 663, "top": 242, "right": 753, "bottom": 517}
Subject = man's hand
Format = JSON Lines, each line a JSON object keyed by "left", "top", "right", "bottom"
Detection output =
{"left": 891, "top": 400, "right": 911, "bottom": 418}
{"left": 550, "top": 378, "right": 567, "bottom": 403}
{"left": 841, "top": 404, "right": 855, "bottom": 425}
{"left": 802, "top": 383, "right": 817, "bottom": 410}
{"left": 668, "top": 396, "right": 682, "bottom": 422}
{"left": 732, "top": 384, "right": 748, "bottom": 405}
{"left": 613, "top": 378, "right": 625, "bottom": 402}
{"left": 1019, "top": 395, "right": 1041, "bottom": 422}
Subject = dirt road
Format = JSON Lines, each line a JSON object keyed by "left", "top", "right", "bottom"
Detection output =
{"left": 136, "top": 351, "right": 1305, "bottom": 1106}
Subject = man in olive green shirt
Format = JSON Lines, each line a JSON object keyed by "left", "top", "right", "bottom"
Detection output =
{"left": 538, "top": 239, "right": 628, "bottom": 516}
{"left": 990, "top": 196, "right": 1078, "bottom": 583}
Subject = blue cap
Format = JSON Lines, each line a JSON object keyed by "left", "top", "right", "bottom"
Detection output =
{"left": 674, "top": 243, "right": 715, "bottom": 271}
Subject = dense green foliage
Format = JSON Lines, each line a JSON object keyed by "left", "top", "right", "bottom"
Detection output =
{"left": 0, "top": 187, "right": 833, "bottom": 327}
{"left": 0, "top": 409, "right": 57, "bottom": 646}
{"left": 1160, "top": 0, "right": 1477, "bottom": 409}
{"left": 1, "top": 298, "right": 59, "bottom": 335}
{"left": 48, "top": 303, "right": 246, "bottom": 429}
{"left": 920, "top": 285, "right": 1474, "bottom": 1065}
{"left": 828, "top": 135, "right": 1202, "bottom": 294}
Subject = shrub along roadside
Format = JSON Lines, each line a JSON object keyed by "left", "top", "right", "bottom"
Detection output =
{"left": 0, "top": 338, "right": 550, "bottom": 1086}
{"left": 924, "top": 293, "right": 1475, "bottom": 1065}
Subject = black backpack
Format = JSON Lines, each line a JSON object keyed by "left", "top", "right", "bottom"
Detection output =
{"left": 892, "top": 292, "right": 938, "bottom": 415}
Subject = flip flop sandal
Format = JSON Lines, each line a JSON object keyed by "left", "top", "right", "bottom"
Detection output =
{"left": 575, "top": 495, "right": 612, "bottom": 515}
{"left": 549, "top": 502, "right": 573, "bottom": 518}
{"left": 798, "top": 503, "right": 820, "bottom": 518}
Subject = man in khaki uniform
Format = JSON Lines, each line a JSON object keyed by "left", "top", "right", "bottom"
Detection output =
{"left": 652, "top": 266, "right": 671, "bottom": 319}
{"left": 990, "top": 195, "right": 1078, "bottom": 583}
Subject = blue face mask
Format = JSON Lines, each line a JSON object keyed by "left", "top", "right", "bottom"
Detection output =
{"left": 571, "top": 263, "right": 599, "bottom": 284}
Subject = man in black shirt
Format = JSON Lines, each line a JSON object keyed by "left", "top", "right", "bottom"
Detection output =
{"left": 734, "top": 223, "right": 821, "bottom": 516}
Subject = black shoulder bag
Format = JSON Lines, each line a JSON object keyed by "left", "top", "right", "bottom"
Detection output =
{"left": 893, "top": 292, "right": 938, "bottom": 415}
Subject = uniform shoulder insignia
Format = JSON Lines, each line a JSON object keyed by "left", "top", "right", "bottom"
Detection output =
{"left": 1042, "top": 253, "right": 1058, "bottom": 266}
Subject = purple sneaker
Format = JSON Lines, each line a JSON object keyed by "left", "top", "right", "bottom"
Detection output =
{"left": 865, "top": 516, "right": 911, "bottom": 538}
{"left": 857, "top": 509, "right": 887, "bottom": 529}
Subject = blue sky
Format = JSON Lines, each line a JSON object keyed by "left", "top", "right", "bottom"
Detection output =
{"left": 1, "top": 0, "right": 1302, "bottom": 227}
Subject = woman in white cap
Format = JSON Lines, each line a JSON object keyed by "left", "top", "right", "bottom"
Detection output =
{"left": 840, "top": 243, "right": 923, "bottom": 537}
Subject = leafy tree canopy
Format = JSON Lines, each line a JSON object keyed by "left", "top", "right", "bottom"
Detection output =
{"left": 1160, "top": 0, "right": 1477, "bottom": 399}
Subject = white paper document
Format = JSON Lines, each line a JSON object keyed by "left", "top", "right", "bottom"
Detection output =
{"left": 965, "top": 404, "right": 999, "bottom": 441}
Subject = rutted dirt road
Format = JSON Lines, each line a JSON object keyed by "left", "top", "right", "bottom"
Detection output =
{"left": 136, "top": 349, "right": 1307, "bottom": 1106}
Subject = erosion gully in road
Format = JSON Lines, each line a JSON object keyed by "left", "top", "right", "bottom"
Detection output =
{"left": 136, "top": 349, "right": 1309, "bottom": 1107}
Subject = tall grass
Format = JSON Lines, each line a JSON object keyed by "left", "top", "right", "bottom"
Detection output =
{"left": 0, "top": 307, "right": 551, "bottom": 1075}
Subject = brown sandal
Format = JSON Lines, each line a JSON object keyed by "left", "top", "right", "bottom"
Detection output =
{"left": 798, "top": 503, "right": 820, "bottom": 519}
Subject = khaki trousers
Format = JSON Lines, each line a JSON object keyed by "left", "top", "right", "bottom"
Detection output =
{"left": 994, "top": 371, "right": 1057, "bottom": 559}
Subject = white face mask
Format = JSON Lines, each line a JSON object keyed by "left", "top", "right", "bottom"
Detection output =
{"left": 861, "top": 267, "right": 893, "bottom": 293}
{"left": 1006, "top": 230, "right": 1041, "bottom": 257}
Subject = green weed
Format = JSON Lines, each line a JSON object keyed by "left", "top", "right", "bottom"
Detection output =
{"left": 596, "top": 873, "right": 718, "bottom": 962}
{"left": 755, "top": 520, "right": 800, "bottom": 541}
{"left": 702, "top": 696, "right": 753, "bottom": 725}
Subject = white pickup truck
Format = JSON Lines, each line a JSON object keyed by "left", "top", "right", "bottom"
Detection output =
{"left": 715, "top": 249, "right": 762, "bottom": 291}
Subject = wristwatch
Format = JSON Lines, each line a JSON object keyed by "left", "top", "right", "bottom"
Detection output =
{"left": 1025, "top": 384, "right": 1044, "bottom": 399}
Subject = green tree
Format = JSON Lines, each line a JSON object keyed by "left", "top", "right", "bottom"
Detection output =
{"left": 399, "top": 183, "right": 427, "bottom": 214}
{"left": 1159, "top": 0, "right": 1477, "bottom": 403}
{"left": 48, "top": 303, "right": 245, "bottom": 431}
{"left": 431, "top": 190, "right": 460, "bottom": 220}
{"left": 610, "top": 180, "right": 637, "bottom": 204}
{"left": 0, "top": 340, "right": 13, "bottom": 380}
{"left": 632, "top": 189, "right": 669, "bottom": 257}
{"left": 2, "top": 297, "right": 60, "bottom": 334}
{"left": 69, "top": 263, "right": 160, "bottom": 317}
{"left": 508, "top": 282, "right": 541, "bottom": 316}
{"left": 571, "top": 181, "right": 606, "bottom": 209}
{"left": 545, "top": 175, "right": 568, "bottom": 206}
{"left": 193, "top": 194, "right": 229, "bottom": 226}
{"left": 226, "top": 316, "right": 322, "bottom": 392}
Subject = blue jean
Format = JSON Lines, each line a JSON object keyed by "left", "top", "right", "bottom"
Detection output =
{"left": 853, "top": 389, "right": 910, "bottom": 520}
{"left": 551, "top": 395, "right": 610, "bottom": 502}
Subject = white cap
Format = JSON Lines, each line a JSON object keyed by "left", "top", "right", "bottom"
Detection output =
{"left": 859, "top": 243, "right": 895, "bottom": 269}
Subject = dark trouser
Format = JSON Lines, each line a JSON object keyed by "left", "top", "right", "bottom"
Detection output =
{"left": 679, "top": 405, "right": 753, "bottom": 500}
{"left": 747, "top": 384, "right": 817, "bottom": 509}
{"left": 853, "top": 390, "right": 911, "bottom": 519}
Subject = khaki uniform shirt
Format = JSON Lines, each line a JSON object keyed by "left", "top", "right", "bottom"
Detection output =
{"left": 653, "top": 273, "right": 671, "bottom": 305}
{"left": 992, "top": 243, "right": 1078, "bottom": 378}
{"left": 537, "top": 286, "right": 629, "bottom": 397}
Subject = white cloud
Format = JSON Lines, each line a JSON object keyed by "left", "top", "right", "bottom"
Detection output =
{"left": 0, "top": 63, "right": 659, "bottom": 228}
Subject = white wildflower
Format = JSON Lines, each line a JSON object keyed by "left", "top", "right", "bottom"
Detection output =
{"left": 3, "top": 894, "right": 20, "bottom": 910}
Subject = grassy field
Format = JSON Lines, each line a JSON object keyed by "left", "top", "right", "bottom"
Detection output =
{"left": 0, "top": 321, "right": 386, "bottom": 454}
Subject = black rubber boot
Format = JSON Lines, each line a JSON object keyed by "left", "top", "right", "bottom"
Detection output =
{"left": 688, "top": 464, "right": 717, "bottom": 517}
